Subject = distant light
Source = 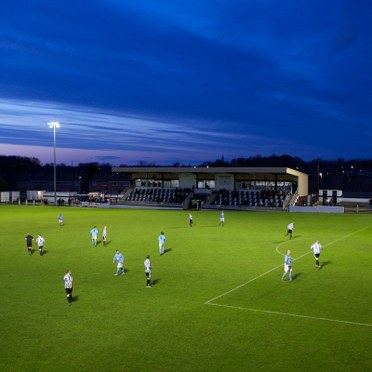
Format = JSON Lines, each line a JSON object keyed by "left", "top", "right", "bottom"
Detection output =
{"left": 48, "top": 121, "right": 60, "bottom": 206}
{"left": 48, "top": 121, "right": 60, "bottom": 129}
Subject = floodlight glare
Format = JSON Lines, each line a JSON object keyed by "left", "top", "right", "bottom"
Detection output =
{"left": 48, "top": 121, "right": 60, "bottom": 129}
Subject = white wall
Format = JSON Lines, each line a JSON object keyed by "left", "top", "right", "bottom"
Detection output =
{"left": 319, "top": 189, "right": 342, "bottom": 197}
{"left": 289, "top": 206, "right": 344, "bottom": 213}
{"left": 0, "top": 191, "right": 20, "bottom": 202}
{"left": 178, "top": 173, "right": 196, "bottom": 189}
{"left": 215, "top": 174, "right": 234, "bottom": 190}
{"left": 0, "top": 192, "right": 10, "bottom": 202}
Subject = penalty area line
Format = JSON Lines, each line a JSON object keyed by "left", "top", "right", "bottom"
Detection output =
{"left": 204, "top": 264, "right": 283, "bottom": 304}
{"left": 276, "top": 223, "right": 372, "bottom": 257}
{"left": 205, "top": 223, "right": 372, "bottom": 328}
{"left": 205, "top": 223, "right": 372, "bottom": 305}
{"left": 206, "top": 302, "right": 372, "bottom": 328}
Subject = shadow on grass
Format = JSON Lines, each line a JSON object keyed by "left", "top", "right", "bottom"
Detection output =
{"left": 167, "top": 224, "right": 226, "bottom": 229}
{"left": 276, "top": 235, "right": 302, "bottom": 244}
{"left": 113, "top": 269, "right": 129, "bottom": 275}
{"left": 163, "top": 248, "right": 173, "bottom": 255}
{"left": 292, "top": 272, "right": 302, "bottom": 280}
{"left": 103, "top": 240, "right": 111, "bottom": 247}
{"left": 40, "top": 250, "right": 48, "bottom": 256}
{"left": 319, "top": 261, "right": 332, "bottom": 269}
{"left": 72, "top": 295, "right": 79, "bottom": 303}
{"left": 151, "top": 279, "right": 160, "bottom": 286}
{"left": 291, "top": 235, "right": 301, "bottom": 240}
{"left": 165, "top": 226, "right": 191, "bottom": 230}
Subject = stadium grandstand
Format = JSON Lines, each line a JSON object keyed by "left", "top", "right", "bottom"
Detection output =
{"left": 112, "top": 167, "right": 308, "bottom": 210}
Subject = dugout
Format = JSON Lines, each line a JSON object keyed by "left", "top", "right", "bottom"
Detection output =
{"left": 112, "top": 167, "right": 308, "bottom": 196}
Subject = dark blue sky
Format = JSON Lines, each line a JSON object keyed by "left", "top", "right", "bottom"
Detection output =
{"left": 0, "top": 0, "right": 371, "bottom": 165}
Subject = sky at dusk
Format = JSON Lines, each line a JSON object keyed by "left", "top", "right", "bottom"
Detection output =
{"left": 0, "top": 0, "right": 371, "bottom": 166}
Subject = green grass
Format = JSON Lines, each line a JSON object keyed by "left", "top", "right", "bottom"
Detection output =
{"left": 0, "top": 205, "right": 371, "bottom": 371}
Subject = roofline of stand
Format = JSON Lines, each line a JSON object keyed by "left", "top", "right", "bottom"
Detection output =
{"left": 112, "top": 166, "right": 307, "bottom": 177}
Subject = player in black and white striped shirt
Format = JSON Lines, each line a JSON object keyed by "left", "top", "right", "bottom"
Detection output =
{"left": 286, "top": 222, "right": 294, "bottom": 240}
{"left": 310, "top": 240, "right": 322, "bottom": 268}
{"left": 144, "top": 255, "right": 152, "bottom": 288}
{"left": 36, "top": 234, "right": 45, "bottom": 256}
{"left": 63, "top": 270, "right": 73, "bottom": 304}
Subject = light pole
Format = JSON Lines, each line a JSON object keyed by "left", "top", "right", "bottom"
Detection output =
{"left": 79, "top": 176, "right": 82, "bottom": 194}
{"left": 48, "top": 121, "right": 60, "bottom": 205}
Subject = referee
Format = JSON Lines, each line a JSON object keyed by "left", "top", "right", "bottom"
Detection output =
{"left": 25, "top": 233, "right": 34, "bottom": 255}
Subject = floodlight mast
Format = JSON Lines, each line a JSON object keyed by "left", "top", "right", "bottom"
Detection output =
{"left": 48, "top": 121, "right": 60, "bottom": 205}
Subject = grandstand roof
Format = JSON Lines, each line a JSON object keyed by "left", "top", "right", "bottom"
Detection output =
{"left": 113, "top": 167, "right": 308, "bottom": 195}
{"left": 113, "top": 166, "right": 305, "bottom": 174}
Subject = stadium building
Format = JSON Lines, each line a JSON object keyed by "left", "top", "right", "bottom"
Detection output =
{"left": 112, "top": 166, "right": 308, "bottom": 210}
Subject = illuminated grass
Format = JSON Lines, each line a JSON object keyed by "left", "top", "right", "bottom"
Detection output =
{"left": 0, "top": 205, "right": 371, "bottom": 371}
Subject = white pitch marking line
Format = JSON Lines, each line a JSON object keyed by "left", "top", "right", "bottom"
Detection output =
{"left": 276, "top": 240, "right": 290, "bottom": 256}
{"left": 205, "top": 224, "right": 372, "bottom": 324}
{"left": 205, "top": 264, "right": 283, "bottom": 304}
{"left": 205, "top": 227, "right": 367, "bottom": 305}
{"left": 276, "top": 223, "right": 372, "bottom": 258}
{"left": 206, "top": 302, "right": 372, "bottom": 328}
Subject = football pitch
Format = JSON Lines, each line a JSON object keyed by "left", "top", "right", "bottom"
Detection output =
{"left": 0, "top": 205, "right": 371, "bottom": 371}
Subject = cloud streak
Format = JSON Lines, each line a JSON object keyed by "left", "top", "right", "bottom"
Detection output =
{"left": 0, "top": 0, "right": 371, "bottom": 164}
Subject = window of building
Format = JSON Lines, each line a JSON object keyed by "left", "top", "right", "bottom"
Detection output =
{"left": 197, "top": 180, "right": 215, "bottom": 189}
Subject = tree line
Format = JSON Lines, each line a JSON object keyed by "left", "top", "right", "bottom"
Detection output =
{"left": 0, "top": 155, "right": 372, "bottom": 193}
